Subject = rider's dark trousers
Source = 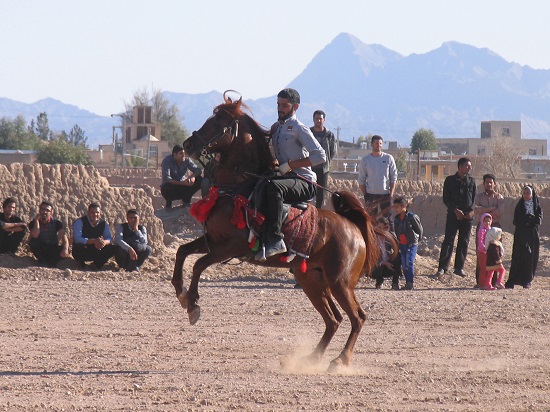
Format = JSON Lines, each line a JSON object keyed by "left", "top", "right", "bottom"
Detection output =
{"left": 264, "top": 176, "right": 316, "bottom": 240}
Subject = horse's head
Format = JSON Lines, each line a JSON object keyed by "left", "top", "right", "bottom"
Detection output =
{"left": 184, "top": 91, "right": 274, "bottom": 185}
{"left": 183, "top": 92, "right": 244, "bottom": 159}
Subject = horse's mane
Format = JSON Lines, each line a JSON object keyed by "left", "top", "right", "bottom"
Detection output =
{"left": 331, "top": 191, "right": 381, "bottom": 275}
{"left": 214, "top": 97, "right": 274, "bottom": 173}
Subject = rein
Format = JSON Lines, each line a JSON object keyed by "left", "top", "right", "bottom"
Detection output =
{"left": 192, "top": 119, "right": 239, "bottom": 157}
{"left": 243, "top": 171, "right": 340, "bottom": 197}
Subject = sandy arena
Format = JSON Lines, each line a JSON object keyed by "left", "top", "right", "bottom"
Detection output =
{"left": 0, "top": 164, "right": 549, "bottom": 411}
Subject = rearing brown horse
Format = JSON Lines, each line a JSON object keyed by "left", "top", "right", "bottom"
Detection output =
{"left": 172, "top": 92, "right": 382, "bottom": 371}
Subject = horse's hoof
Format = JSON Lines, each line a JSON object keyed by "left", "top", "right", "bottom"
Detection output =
{"left": 177, "top": 287, "right": 188, "bottom": 310}
{"left": 327, "top": 358, "right": 345, "bottom": 373}
{"left": 188, "top": 306, "right": 201, "bottom": 325}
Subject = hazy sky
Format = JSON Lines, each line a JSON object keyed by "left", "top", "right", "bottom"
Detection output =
{"left": 2, "top": 0, "right": 549, "bottom": 116}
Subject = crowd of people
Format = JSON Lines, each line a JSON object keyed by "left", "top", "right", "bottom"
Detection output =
{"left": 0, "top": 198, "right": 152, "bottom": 273}
{"left": 358, "top": 142, "right": 543, "bottom": 290}
{"left": 0, "top": 88, "right": 544, "bottom": 290}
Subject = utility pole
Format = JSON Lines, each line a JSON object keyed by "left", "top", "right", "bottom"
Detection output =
{"left": 335, "top": 126, "right": 341, "bottom": 157}
{"left": 111, "top": 112, "right": 132, "bottom": 168}
{"left": 145, "top": 126, "right": 151, "bottom": 169}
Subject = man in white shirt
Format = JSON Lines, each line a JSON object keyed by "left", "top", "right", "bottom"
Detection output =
{"left": 358, "top": 135, "right": 398, "bottom": 231}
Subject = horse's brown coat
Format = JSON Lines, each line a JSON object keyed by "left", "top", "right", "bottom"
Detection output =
{"left": 172, "top": 93, "right": 383, "bottom": 369}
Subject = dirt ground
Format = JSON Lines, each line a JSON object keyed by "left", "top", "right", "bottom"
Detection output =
{"left": 1, "top": 207, "right": 549, "bottom": 411}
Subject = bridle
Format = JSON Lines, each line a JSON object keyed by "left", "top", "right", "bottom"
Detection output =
{"left": 191, "top": 118, "right": 239, "bottom": 158}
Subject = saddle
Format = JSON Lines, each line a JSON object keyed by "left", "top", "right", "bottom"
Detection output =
{"left": 190, "top": 181, "right": 317, "bottom": 263}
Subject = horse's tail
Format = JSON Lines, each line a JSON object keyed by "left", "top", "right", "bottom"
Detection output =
{"left": 331, "top": 190, "right": 381, "bottom": 276}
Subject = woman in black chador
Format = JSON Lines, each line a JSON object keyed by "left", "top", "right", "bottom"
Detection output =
{"left": 505, "top": 185, "right": 543, "bottom": 289}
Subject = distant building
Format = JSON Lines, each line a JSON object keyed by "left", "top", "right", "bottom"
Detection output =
{"left": 0, "top": 150, "right": 37, "bottom": 165}
{"left": 437, "top": 120, "right": 546, "bottom": 157}
{"left": 88, "top": 105, "right": 170, "bottom": 168}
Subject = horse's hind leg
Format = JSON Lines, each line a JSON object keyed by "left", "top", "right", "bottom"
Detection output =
{"left": 296, "top": 270, "right": 342, "bottom": 365}
{"left": 325, "top": 282, "right": 367, "bottom": 371}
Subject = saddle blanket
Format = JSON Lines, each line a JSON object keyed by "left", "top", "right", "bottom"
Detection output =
{"left": 282, "top": 204, "right": 318, "bottom": 259}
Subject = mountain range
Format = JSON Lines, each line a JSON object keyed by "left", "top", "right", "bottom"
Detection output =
{"left": 2, "top": 32, "right": 549, "bottom": 149}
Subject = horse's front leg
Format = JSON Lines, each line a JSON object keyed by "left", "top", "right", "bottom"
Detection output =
{"left": 183, "top": 251, "right": 230, "bottom": 325}
{"left": 172, "top": 237, "right": 208, "bottom": 306}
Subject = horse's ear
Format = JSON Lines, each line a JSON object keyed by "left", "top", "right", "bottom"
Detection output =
{"left": 223, "top": 90, "right": 241, "bottom": 105}
{"left": 223, "top": 90, "right": 231, "bottom": 104}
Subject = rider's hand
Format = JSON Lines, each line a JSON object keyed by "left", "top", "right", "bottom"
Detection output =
{"left": 278, "top": 162, "right": 292, "bottom": 175}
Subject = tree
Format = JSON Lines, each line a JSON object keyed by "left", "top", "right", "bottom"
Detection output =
{"left": 125, "top": 87, "right": 189, "bottom": 147}
{"left": 410, "top": 128, "right": 438, "bottom": 153}
{"left": 0, "top": 115, "right": 41, "bottom": 150}
{"left": 35, "top": 112, "right": 52, "bottom": 141}
{"left": 36, "top": 139, "right": 92, "bottom": 165}
{"left": 394, "top": 148, "right": 408, "bottom": 173}
{"left": 485, "top": 137, "right": 524, "bottom": 179}
{"left": 67, "top": 124, "right": 88, "bottom": 148}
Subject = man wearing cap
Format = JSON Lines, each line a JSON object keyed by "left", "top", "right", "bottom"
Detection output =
{"left": 160, "top": 144, "right": 203, "bottom": 209}
{"left": 114, "top": 209, "right": 152, "bottom": 272}
{"left": 256, "top": 88, "right": 326, "bottom": 260}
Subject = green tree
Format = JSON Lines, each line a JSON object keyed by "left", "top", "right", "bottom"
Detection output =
{"left": 410, "top": 128, "right": 438, "bottom": 153}
{"left": 0, "top": 115, "right": 41, "bottom": 150}
{"left": 126, "top": 87, "right": 189, "bottom": 147}
{"left": 36, "top": 139, "right": 92, "bottom": 165}
{"left": 395, "top": 148, "right": 408, "bottom": 173}
{"left": 67, "top": 124, "right": 88, "bottom": 147}
{"left": 35, "top": 112, "right": 52, "bottom": 141}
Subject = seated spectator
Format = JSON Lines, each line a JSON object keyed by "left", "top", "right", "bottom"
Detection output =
{"left": 371, "top": 216, "right": 402, "bottom": 290}
{"left": 72, "top": 202, "right": 116, "bottom": 269}
{"left": 161, "top": 145, "right": 203, "bottom": 209}
{"left": 0, "top": 197, "right": 27, "bottom": 254}
{"left": 28, "top": 201, "right": 70, "bottom": 267}
{"left": 114, "top": 209, "right": 152, "bottom": 272}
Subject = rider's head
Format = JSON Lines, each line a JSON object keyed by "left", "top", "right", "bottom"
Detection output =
{"left": 277, "top": 88, "right": 300, "bottom": 104}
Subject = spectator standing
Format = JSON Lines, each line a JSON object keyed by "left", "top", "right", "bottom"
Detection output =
{"left": 72, "top": 202, "right": 116, "bottom": 269}
{"left": 393, "top": 197, "right": 423, "bottom": 290}
{"left": 28, "top": 201, "right": 69, "bottom": 267}
{"left": 310, "top": 110, "right": 337, "bottom": 208}
{"left": 358, "top": 135, "right": 397, "bottom": 231}
{"left": 371, "top": 216, "right": 402, "bottom": 290}
{"left": 475, "top": 213, "right": 492, "bottom": 287}
{"left": 483, "top": 227, "right": 506, "bottom": 290}
{"left": 436, "top": 158, "right": 476, "bottom": 277}
{"left": 474, "top": 173, "right": 504, "bottom": 285}
{"left": 505, "top": 185, "right": 543, "bottom": 289}
{"left": 114, "top": 209, "right": 152, "bottom": 272}
{"left": 160, "top": 145, "right": 203, "bottom": 209}
{"left": 0, "top": 197, "right": 26, "bottom": 254}
{"left": 474, "top": 174, "right": 504, "bottom": 228}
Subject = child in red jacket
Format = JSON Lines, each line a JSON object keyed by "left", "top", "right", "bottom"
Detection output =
{"left": 482, "top": 227, "right": 505, "bottom": 290}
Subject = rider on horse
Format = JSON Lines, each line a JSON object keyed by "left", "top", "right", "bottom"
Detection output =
{"left": 257, "top": 88, "right": 326, "bottom": 260}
